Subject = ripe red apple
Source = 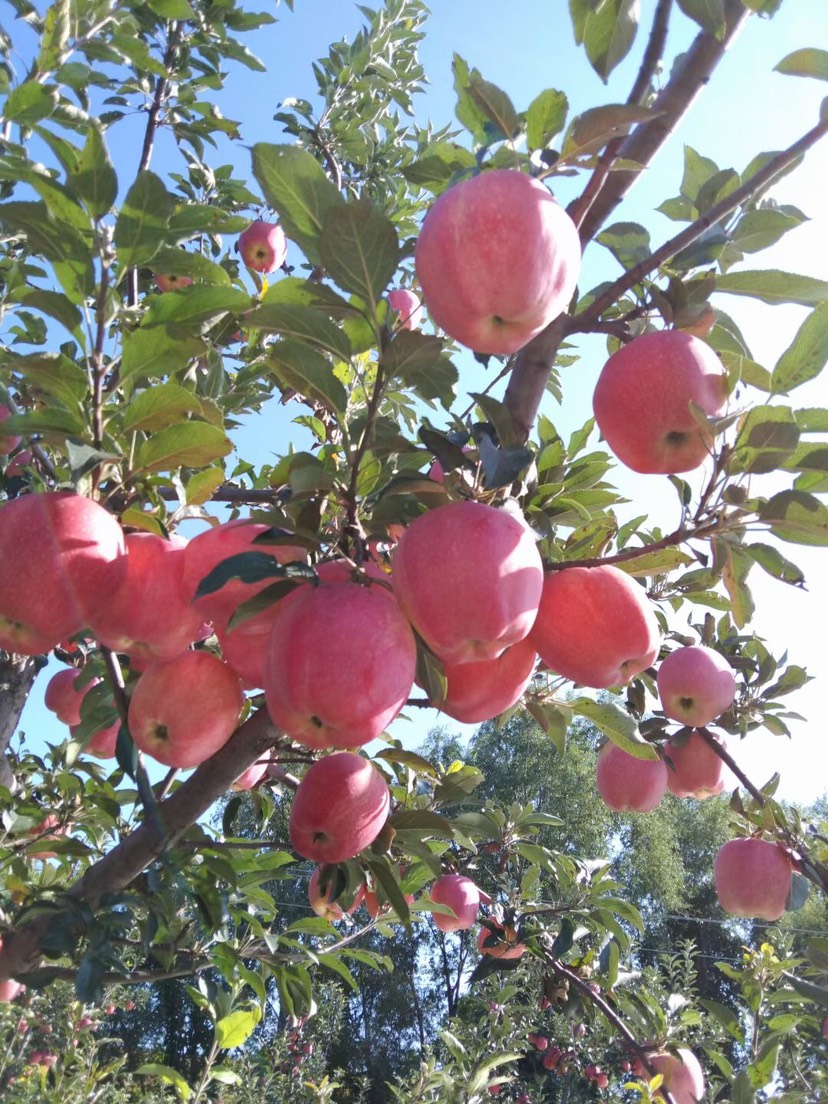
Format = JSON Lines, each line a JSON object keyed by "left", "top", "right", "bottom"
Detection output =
{"left": 657, "top": 645, "right": 736, "bottom": 727}
{"left": 0, "top": 492, "right": 127, "bottom": 655}
{"left": 288, "top": 752, "right": 390, "bottom": 863}
{"left": 714, "top": 837, "right": 793, "bottom": 921}
{"left": 45, "top": 668, "right": 96, "bottom": 726}
{"left": 392, "top": 501, "right": 543, "bottom": 665}
{"left": 593, "top": 330, "right": 728, "bottom": 474}
{"left": 27, "top": 814, "right": 68, "bottom": 859}
{"left": 429, "top": 874, "right": 486, "bottom": 932}
{"left": 415, "top": 169, "right": 581, "bottom": 355}
{"left": 183, "top": 518, "right": 306, "bottom": 623}
{"left": 127, "top": 651, "right": 244, "bottom": 769}
{"left": 476, "top": 920, "right": 526, "bottom": 959}
{"left": 154, "top": 273, "right": 193, "bottom": 292}
{"left": 363, "top": 868, "right": 414, "bottom": 919}
{"left": 432, "top": 637, "right": 537, "bottom": 723}
{"left": 529, "top": 565, "right": 661, "bottom": 689}
{"left": 595, "top": 1072, "right": 609, "bottom": 1089}
{"left": 6, "top": 448, "right": 33, "bottom": 477}
{"left": 542, "top": 1049, "right": 560, "bottom": 1070}
{"left": 665, "top": 730, "right": 726, "bottom": 799}
{"left": 238, "top": 220, "right": 287, "bottom": 273}
{"left": 230, "top": 756, "right": 270, "bottom": 792}
{"left": 0, "top": 404, "right": 21, "bottom": 454}
{"left": 216, "top": 606, "right": 276, "bottom": 690}
{"left": 263, "top": 580, "right": 416, "bottom": 749}
{"left": 387, "top": 288, "right": 423, "bottom": 330}
{"left": 596, "top": 742, "right": 668, "bottom": 813}
{"left": 308, "top": 865, "right": 365, "bottom": 920}
{"left": 647, "top": 1048, "right": 705, "bottom": 1104}
{"left": 89, "top": 533, "right": 205, "bottom": 665}
{"left": 82, "top": 719, "right": 120, "bottom": 759}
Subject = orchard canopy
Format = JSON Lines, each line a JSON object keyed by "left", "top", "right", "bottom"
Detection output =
{"left": 0, "top": 1, "right": 827, "bottom": 1102}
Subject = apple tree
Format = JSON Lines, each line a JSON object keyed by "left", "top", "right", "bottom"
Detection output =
{"left": 0, "top": 0, "right": 827, "bottom": 1100}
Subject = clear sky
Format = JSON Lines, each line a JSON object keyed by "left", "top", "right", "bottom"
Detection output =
{"left": 12, "top": 0, "right": 828, "bottom": 801}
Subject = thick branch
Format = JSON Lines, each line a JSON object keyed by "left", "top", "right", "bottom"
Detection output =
{"left": 577, "top": 0, "right": 750, "bottom": 243}
{"left": 503, "top": 314, "right": 569, "bottom": 445}
{"left": 0, "top": 652, "right": 41, "bottom": 792}
{"left": 573, "top": 116, "right": 828, "bottom": 331}
{"left": 0, "top": 707, "right": 281, "bottom": 981}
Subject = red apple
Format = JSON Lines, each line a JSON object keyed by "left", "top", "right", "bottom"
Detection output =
{"left": 596, "top": 742, "right": 668, "bottom": 813}
{"left": 238, "top": 220, "right": 287, "bottom": 273}
{"left": 714, "top": 837, "right": 793, "bottom": 921}
{"left": 593, "top": 330, "right": 728, "bottom": 474}
{"left": 665, "top": 731, "right": 726, "bottom": 799}
{"left": 263, "top": 580, "right": 416, "bottom": 749}
{"left": 595, "top": 1072, "right": 609, "bottom": 1089}
{"left": 89, "top": 533, "right": 206, "bottom": 665}
{"left": 308, "top": 865, "right": 365, "bottom": 920}
{"left": 415, "top": 169, "right": 581, "bottom": 355}
{"left": 528, "top": 565, "right": 660, "bottom": 689}
{"left": 387, "top": 288, "right": 423, "bottom": 330}
{"left": 82, "top": 719, "right": 120, "bottom": 759}
{"left": 27, "top": 814, "right": 68, "bottom": 859}
{"left": 392, "top": 501, "right": 543, "bottom": 665}
{"left": 0, "top": 492, "right": 127, "bottom": 655}
{"left": 217, "top": 605, "right": 276, "bottom": 690}
{"left": 0, "top": 404, "right": 21, "bottom": 454}
{"left": 289, "top": 752, "right": 390, "bottom": 863}
{"left": 430, "top": 874, "right": 486, "bottom": 932}
{"left": 542, "top": 1049, "right": 560, "bottom": 1070}
{"left": 231, "top": 756, "right": 270, "bottom": 792}
{"left": 127, "top": 651, "right": 244, "bottom": 769}
{"left": 432, "top": 637, "right": 537, "bottom": 723}
{"left": 5, "top": 448, "right": 33, "bottom": 477}
{"left": 154, "top": 273, "right": 193, "bottom": 292}
{"left": 657, "top": 645, "right": 736, "bottom": 727}
{"left": 183, "top": 518, "right": 306, "bottom": 623}
{"left": 476, "top": 920, "right": 526, "bottom": 959}
{"left": 45, "top": 668, "right": 96, "bottom": 726}
{"left": 363, "top": 871, "right": 414, "bottom": 919}
{"left": 647, "top": 1048, "right": 705, "bottom": 1104}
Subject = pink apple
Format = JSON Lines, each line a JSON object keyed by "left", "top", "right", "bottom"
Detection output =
{"left": 596, "top": 742, "right": 668, "bottom": 813}
{"left": 183, "top": 518, "right": 306, "bottom": 623}
{"left": 154, "top": 273, "right": 193, "bottom": 292}
{"left": 477, "top": 920, "right": 526, "bottom": 959}
{"left": 288, "top": 752, "right": 390, "bottom": 863}
{"left": 230, "top": 756, "right": 270, "bottom": 792}
{"left": 0, "top": 404, "right": 21, "bottom": 454}
{"left": 647, "top": 1048, "right": 705, "bottom": 1104}
{"left": 0, "top": 492, "right": 127, "bottom": 655}
{"left": 238, "top": 220, "right": 287, "bottom": 273}
{"left": 657, "top": 645, "right": 736, "bottom": 727}
{"left": 216, "top": 606, "right": 276, "bottom": 690}
{"left": 45, "top": 668, "right": 96, "bottom": 726}
{"left": 90, "top": 532, "right": 205, "bottom": 664}
{"left": 593, "top": 330, "right": 728, "bottom": 474}
{"left": 430, "top": 874, "right": 486, "bottom": 932}
{"left": 529, "top": 565, "right": 660, "bottom": 689}
{"left": 27, "top": 814, "right": 68, "bottom": 859}
{"left": 392, "top": 500, "right": 543, "bottom": 665}
{"left": 263, "top": 580, "right": 416, "bottom": 749}
{"left": 127, "top": 651, "right": 244, "bottom": 769}
{"left": 665, "top": 731, "right": 726, "bottom": 799}
{"left": 387, "top": 288, "right": 423, "bottom": 330}
{"left": 308, "top": 866, "right": 365, "bottom": 920}
{"left": 82, "top": 719, "right": 120, "bottom": 759}
{"left": 714, "top": 837, "right": 793, "bottom": 921}
{"left": 415, "top": 169, "right": 581, "bottom": 355}
{"left": 363, "top": 868, "right": 414, "bottom": 919}
{"left": 5, "top": 448, "right": 33, "bottom": 477}
{"left": 432, "top": 637, "right": 537, "bottom": 723}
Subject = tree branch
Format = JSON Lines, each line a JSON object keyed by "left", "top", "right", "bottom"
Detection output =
{"left": 0, "top": 652, "right": 41, "bottom": 793}
{"left": 503, "top": 314, "right": 569, "bottom": 445}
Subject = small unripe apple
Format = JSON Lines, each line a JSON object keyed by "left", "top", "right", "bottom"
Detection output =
{"left": 289, "top": 752, "right": 390, "bottom": 863}
{"left": 657, "top": 645, "right": 736, "bottom": 727}
{"left": 593, "top": 329, "right": 728, "bottom": 474}
{"left": 665, "top": 730, "right": 726, "bottom": 799}
{"left": 596, "top": 742, "right": 668, "bottom": 813}
{"left": 476, "top": 920, "right": 525, "bottom": 959}
{"left": 128, "top": 651, "right": 244, "bottom": 769}
{"left": 529, "top": 565, "right": 660, "bottom": 689}
{"left": 429, "top": 874, "right": 486, "bottom": 932}
{"left": 714, "top": 837, "right": 793, "bottom": 921}
{"left": 415, "top": 169, "right": 581, "bottom": 355}
{"left": 154, "top": 273, "right": 193, "bottom": 292}
{"left": 238, "top": 220, "right": 287, "bottom": 273}
{"left": 647, "top": 1048, "right": 705, "bottom": 1104}
{"left": 387, "top": 288, "right": 423, "bottom": 330}
{"left": 392, "top": 500, "right": 543, "bottom": 665}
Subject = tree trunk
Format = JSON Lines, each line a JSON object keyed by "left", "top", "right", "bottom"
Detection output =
{"left": 0, "top": 651, "right": 41, "bottom": 792}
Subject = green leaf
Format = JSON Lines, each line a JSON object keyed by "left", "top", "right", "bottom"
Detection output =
{"left": 245, "top": 303, "right": 351, "bottom": 362}
{"left": 467, "top": 75, "right": 521, "bottom": 142}
{"left": 714, "top": 270, "right": 828, "bottom": 307}
{"left": 772, "top": 300, "right": 828, "bottom": 394}
{"left": 700, "top": 998, "right": 745, "bottom": 1042}
{"left": 367, "top": 858, "right": 411, "bottom": 925}
{"left": 451, "top": 55, "right": 491, "bottom": 146}
{"left": 250, "top": 143, "right": 343, "bottom": 267}
{"left": 147, "top": 0, "right": 195, "bottom": 16}
{"left": 215, "top": 1006, "right": 261, "bottom": 1050}
{"left": 745, "top": 543, "right": 806, "bottom": 587}
{"left": 616, "top": 548, "right": 694, "bottom": 576}
{"left": 677, "top": 0, "right": 726, "bottom": 36}
{"left": 570, "top": 698, "right": 659, "bottom": 759}
{"left": 732, "top": 207, "right": 807, "bottom": 255}
{"left": 570, "top": 0, "right": 640, "bottom": 82}
{"left": 134, "top": 423, "right": 232, "bottom": 472}
{"left": 401, "top": 142, "right": 478, "bottom": 190}
{"left": 70, "top": 125, "right": 117, "bottom": 220}
{"left": 732, "top": 406, "right": 800, "bottom": 474}
{"left": 775, "top": 48, "right": 828, "bottom": 81}
{"left": 210, "top": 1067, "right": 240, "bottom": 1086}
{"left": 9, "top": 287, "right": 84, "bottom": 343}
{"left": 143, "top": 285, "right": 251, "bottom": 328}
{"left": 319, "top": 199, "right": 399, "bottom": 306}
{"left": 0, "top": 200, "right": 93, "bottom": 300}
{"left": 120, "top": 326, "right": 207, "bottom": 385}
{"left": 150, "top": 246, "right": 235, "bottom": 288}
{"left": 122, "top": 382, "right": 204, "bottom": 432}
{"left": 721, "top": 543, "right": 754, "bottom": 629}
{"left": 8, "top": 351, "right": 87, "bottom": 407}
{"left": 596, "top": 222, "right": 651, "bottom": 269}
{"left": 561, "top": 104, "right": 655, "bottom": 161}
{"left": 759, "top": 490, "right": 828, "bottom": 545}
{"left": 526, "top": 88, "right": 568, "bottom": 150}
{"left": 114, "top": 171, "right": 172, "bottom": 271}
{"left": 137, "top": 1064, "right": 191, "bottom": 1101}
{"left": 383, "top": 331, "right": 457, "bottom": 409}
{"left": 266, "top": 341, "right": 347, "bottom": 415}
{"left": 4, "top": 81, "right": 59, "bottom": 125}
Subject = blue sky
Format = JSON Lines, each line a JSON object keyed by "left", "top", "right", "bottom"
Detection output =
{"left": 12, "top": 0, "right": 828, "bottom": 800}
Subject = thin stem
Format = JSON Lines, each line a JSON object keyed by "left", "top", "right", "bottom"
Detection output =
{"left": 696, "top": 726, "right": 765, "bottom": 804}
